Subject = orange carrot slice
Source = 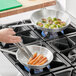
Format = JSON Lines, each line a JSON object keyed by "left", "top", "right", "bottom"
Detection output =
{"left": 28, "top": 57, "right": 33, "bottom": 64}
{"left": 29, "top": 55, "right": 41, "bottom": 65}
{"left": 35, "top": 57, "right": 47, "bottom": 65}
{"left": 33, "top": 55, "right": 43, "bottom": 65}
{"left": 33, "top": 52, "right": 37, "bottom": 59}
{"left": 39, "top": 58, "right": 48, "bottom": 65}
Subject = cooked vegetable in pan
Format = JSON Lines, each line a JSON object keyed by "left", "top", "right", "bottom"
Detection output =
{"left": 36, "top": 17, "right": 66, "bottom": 29}
{"left": 28, "top": 53, "right": 48, "bottom": 65}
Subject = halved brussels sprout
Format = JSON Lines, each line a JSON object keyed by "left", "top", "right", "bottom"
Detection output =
{"left": 36, "top": 22, "right": 43, "bottom": 27}
{"left": 52, "top": 18, "right": 57, "bottom": 21}
{"left": 54, "top": 21, "right": 60, "bottom": 24}
{"left": 50, "top": 24, "right": 56, "bottom": 29}
{"left": 44, "top": 24, "right": 50, "bottom": 28}
{"left": 47, "top": 17, "right": 52, "bottom": 21}
{"left": 61, "top": 22, "right": 66, "bottom": 26}
{"left": 57, "top": 24, "right": 63, "bottom": 28}
{"left": 48, "top": 20, "right": 53, "bottom": 25}
{"left": 42, "top": 18, "right": 47, "bottom": 23}
{"left": 57, "top": 19, "right": 61, "bottom": 22}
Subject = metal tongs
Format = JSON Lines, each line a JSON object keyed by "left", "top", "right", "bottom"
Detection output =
{"left": 14, "top": 42, "right": 33, "bottom": 59}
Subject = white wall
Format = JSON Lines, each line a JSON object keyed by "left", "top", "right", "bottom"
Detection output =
{"left": 66, "top": 0, "right": 76, "bottom": 18}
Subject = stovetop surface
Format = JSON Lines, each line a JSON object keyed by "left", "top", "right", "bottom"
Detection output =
{"left": 1, "top": 19, "right": 76, "bottom": 76}
{"left": 2, "top": 41, "right": 71, "bottom": 76}
{"left": 30, "top": 23, "right": 76, "bottom": 41}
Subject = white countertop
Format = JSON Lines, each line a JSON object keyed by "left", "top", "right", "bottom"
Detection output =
{"left": 0, "top": 52, "right": 21, "bottom": 76}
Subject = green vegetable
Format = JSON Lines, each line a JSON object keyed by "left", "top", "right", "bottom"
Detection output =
{"left": 44, "top": 24, "right": 50, "bottom": 28}
{"left": 36, "top": 17, "right": 66, "bottom": 29}
{"left": 57, "top": 24, "right": 62, "bottom": 28}
{"left": 61, "top": 22, "right": 66, "bottom": 26}
{"left": 36, "top": 22, "right": 43, "bottom": 27}
{"left": 52, "top": 18, "right": 57, "bottom": 21}
{"left": 47, "top": 17, "right": 52, "bottom": 21}
{"left": 42, "top": 19, "right": 47, "bottom": 23}
{"left": 50, "top": 24, "right": 56, "bottom": 29}
{"left": 40, "top": 24, "right": 43, "bottom": 27}
{"left": 48, "top": 20, "right": 53, "bottom": 25}
{"left": 54, "top": 21, "right": 60, "bottom": 24}
{"left": 36, "top": 22, "right": 42, "bottom": 25}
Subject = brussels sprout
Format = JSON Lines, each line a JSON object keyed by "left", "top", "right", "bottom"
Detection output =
{"left": 48, "top": 20, "right": 53, "bottom": 25}
{"left": 61, "top": 22, "right": 66, "bottom": 26}
{"left": 57, "top": 24, "right": 62, "bottom": 28}
{"left": 57, "top": 19, "right": 61, "bottom": 22}
{"left": 36, "top": 22, "right": 43, "bottom": 27}
{"left": 54, "top": 21, "right": 60, "bottom": 24}
{"left": 52, "top": 18, "right": 57, "bottom": 21}
{"left": 36, "top": 22, "right": 41, "bottom": 25}
{"left": 42, "top": 18, "right": 47, "bottom": 23}
{"left": 44, "top": 24, "right": 50, "bottom": 28}
{"left": 47, "top": 17, "right": 52, "bottom": 21}
{"left": 50, "top": 24, "right": 56, "bottom": 29}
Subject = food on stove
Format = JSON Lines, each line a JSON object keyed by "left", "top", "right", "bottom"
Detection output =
{"left": 57, "top": 24, "right": 62, "bottom": 28}
{"left": 54, "top": 21, "right": 60, "bottom": 24}
{"left": 35, "top": 57, "right": 47, "bottom": 65}
{"left": 32, "top": 52, "right": 37, "bottom": 59}
{"left": 48, "top": 20, "right": 53, "bottom": 25}
{"left": 57, "top": 19, "right": 61, "bottom": 22}
{"left": 36, "top": 22, "right": 43, "bottom": 27}
{"left": 28, "top": 52, "right": 37, "bottom": 64}
{"left": 52, "top": 18, "right": 57, "bottom": 21}
{"left": 50, "top": 24, "right": 56, "bottom": 29}
{"left": 44, "top": 23, "right": 50, "bottom": 28}
{"left": 28, "top": 53, "right": 48, "bottom": 65}
{"left": 36, "top": 17, "right": 66, "bottom": 29}
{"left": 61, "top": 22, "right": 66, "bottom": 26}
{"left": 47, "top": 17, "right": 52, "bottom": 21}
{"left": 42, "top": 18, "right": 47, "bottom": 23}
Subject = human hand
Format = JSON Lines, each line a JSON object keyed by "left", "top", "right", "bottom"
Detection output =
{"left": 0, "top": 28, "right": 21, "bottom": 43}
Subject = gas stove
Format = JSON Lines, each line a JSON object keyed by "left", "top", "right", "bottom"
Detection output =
{"left": 1, "top": 19, "right": 76, "bottom": 76}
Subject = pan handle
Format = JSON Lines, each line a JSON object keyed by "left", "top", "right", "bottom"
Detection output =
{"left": 8, "top": 23, "right": 33, "bottom": 28}
{"left": 0, "top": 48, "right": 16, "bottom": 55}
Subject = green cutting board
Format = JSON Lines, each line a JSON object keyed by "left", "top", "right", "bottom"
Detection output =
{"left": 0, "top": 0, "right": 22, "bottom": 12}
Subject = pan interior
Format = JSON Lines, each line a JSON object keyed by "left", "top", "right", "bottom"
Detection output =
{"left": 16, "top": 45, "right": 53, "bottom": 68}
{"left": 31, "top": 9, "right": 70, "bottom": 25}
{"left": 31, "top": 9, "right": 70, "bottom": 32}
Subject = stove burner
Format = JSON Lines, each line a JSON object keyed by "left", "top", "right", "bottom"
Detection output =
{"left": 61, "top": 30, "right": 64, "bottom": 34}
{"left": 24, "top": 65, "right": 50, "bottom": 74}
{"left": 41, "top": 31, "right": 58, "bottom": 39}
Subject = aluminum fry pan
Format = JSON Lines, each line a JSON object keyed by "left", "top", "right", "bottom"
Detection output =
{"left": 10, "top": 9, "right": 71, "bottom": 33}
{"left": 30, "top": 9, "right": 71, "bottom": 33}
{"left": 0, "top": 45, "right": 53, "bottom": 69}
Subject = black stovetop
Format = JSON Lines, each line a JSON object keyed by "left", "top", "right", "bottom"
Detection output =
{"left": 1, "top": 20, "right": 76, "bottom": 76}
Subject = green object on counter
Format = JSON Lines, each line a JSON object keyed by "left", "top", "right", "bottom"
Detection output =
{"left": 0, "top": 0, "right": 22, "bottom": 12}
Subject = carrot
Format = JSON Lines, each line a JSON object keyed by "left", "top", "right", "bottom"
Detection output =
{"left": 35, "top": 57, "right": 47, "bottom": 65}
{"left": 28, "top": 57, "right": 33, "bottom": 64}
{"left": 33, "top": 52, "right": 37, "bottom": 59}
{"left": 28, "top": 53, "right": 37, "bottom": 64}
{"left": 29, "top": 55, "right": 41, "bottom": 65}
{"left": 33, "top": 55, "right": 43, "bottom": 65}
{"left": 38, "top": 58, "right": 48, "bottom": 65}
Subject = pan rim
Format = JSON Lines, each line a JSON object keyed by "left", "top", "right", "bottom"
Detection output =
{"left": 30, "top": 9, "right": 71, "bottom": 33}
{"left": 17, "top": 45, "right": 54, "bottom": 69}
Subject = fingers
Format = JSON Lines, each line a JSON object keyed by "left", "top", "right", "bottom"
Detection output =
{"left": 7, "top": 28, "right": 16, "bottom": 35}
{"left": 0, "top": 28, "right": 21, "bottom": 43}
{"left": 7, "top": 36, "right": 22, "bottom": 43}
{"left": 3, "top": 35, "right": 21, "bottom": 43}
{"left": 10, "top": 36, "right": 21, "bottom": 40}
